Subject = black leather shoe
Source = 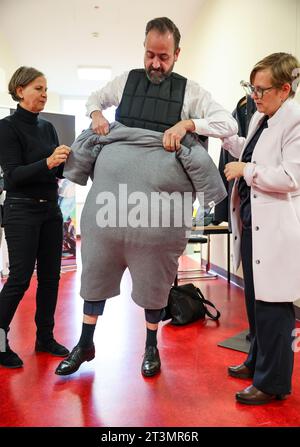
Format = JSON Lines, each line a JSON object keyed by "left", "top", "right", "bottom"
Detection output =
{"left": 0, "top": 344, "right": 23, "bottom": 368}
{"left": 228, "top": 363, "right": 253, "bottom": 379}
{"left": 141, "top": 346, "right": 161, "bottom": 377}
{"left": 35, "top": 339, "right": 69, "bottom": 357}
{"left": 55, "top": 344, "right": 95, "bottom": 375}
{"left": 236, "top": 385, "right": 287, "bottom": 405}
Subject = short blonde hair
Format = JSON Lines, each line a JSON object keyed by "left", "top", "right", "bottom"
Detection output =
{"left": 250, "top": 52, "right": 300, "bottom": 97}
{"left": 8, "top": 66, "right": 44, "bottom": 102}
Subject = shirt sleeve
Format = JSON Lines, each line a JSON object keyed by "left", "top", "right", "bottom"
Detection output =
{"left": 222, "top": 134, "right": 246, "bottom": 159}
{"left": 183, "top": 80, "right": 238, "bottom": 138}
{"left": 0, "top": 120, "right": 50, "bottom": 187}
{"left": 85, "top": 71, "right": 129, "bottom": 117}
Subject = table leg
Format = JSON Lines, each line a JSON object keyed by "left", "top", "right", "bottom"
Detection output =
{"left": 206, "top": 234, "right": 211, "bottom": 273}
{"left": 204, "top": 234, "right": 218, "bottom": 279}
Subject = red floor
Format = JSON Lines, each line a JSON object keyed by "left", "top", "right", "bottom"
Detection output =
{"left": 0, "top": 255, "right": 300, "bottom": 427}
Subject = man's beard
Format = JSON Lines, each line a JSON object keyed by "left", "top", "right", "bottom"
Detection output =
{"left": 145, "top": 63, "right": 174, "bottom": 85}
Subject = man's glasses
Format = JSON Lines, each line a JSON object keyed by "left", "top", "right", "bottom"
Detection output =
{"left": 240, "top": 80, "right": 275, "bottom": 99}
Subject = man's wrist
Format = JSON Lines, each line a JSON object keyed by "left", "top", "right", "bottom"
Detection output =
{"left": 184, "top": 119, "right": 196, "bottom": 132}
{"left": 91, "top": 110, "right": 102, "bottom": 119}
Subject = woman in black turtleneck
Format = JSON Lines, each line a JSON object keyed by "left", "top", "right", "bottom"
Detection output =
{"left": 0, "top": 66, "right": 71, "bottom": 368}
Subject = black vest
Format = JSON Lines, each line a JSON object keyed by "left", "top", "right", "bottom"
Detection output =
{"left": 115, "top": 69, "right": 187, "bottom": 132}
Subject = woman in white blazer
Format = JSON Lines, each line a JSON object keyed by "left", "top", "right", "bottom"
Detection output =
{"left": 223, "top": 52, "right": 300, "bottom": 405}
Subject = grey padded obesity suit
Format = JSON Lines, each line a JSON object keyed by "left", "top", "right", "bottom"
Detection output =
{"left": 63, "top": 122, "right": 227, "bottom": 309}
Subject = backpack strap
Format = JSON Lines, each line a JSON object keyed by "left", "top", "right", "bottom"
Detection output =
{"left": 196, "top": 287, "right": 221, "bottom": 321}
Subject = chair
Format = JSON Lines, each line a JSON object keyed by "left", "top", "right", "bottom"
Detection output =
{"left": 175, "top": 231, "right": 218, "bottom": 285}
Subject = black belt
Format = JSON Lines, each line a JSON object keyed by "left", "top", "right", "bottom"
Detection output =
{"left": 6, "top": 197, "right": 55, "bottom": 203}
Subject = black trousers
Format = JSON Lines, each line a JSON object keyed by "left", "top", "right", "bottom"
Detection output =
{"left": 241, "top": 228, "right": 256, "bottom": 339}
{"left": 0, "top": 198, "right": 63, "bottom": 341}
{"left": 241, "top": 228, "right": 295, "bottom": 395}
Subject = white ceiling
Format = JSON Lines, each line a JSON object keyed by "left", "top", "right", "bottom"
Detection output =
{"left": 0, "top": 0, "right": 204, "bottom": 97}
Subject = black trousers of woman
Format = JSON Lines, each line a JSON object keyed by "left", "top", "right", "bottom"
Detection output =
{"left": 0, "top": 198, "right": 63, "bottom": 342}
{"left": 241, "top": 228, "right": 295, "bottom": 395}
{"left": 240, "top": 227, "right": 256, "bottom": 340}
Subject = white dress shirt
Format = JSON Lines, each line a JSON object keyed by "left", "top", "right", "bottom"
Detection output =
{"left": 86, "top": 71, "right": 238, "bottom": 138}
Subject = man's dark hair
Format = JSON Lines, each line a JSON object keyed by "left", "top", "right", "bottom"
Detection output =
{"left": 145, "top": 17, "right": 181, "bottom": 51}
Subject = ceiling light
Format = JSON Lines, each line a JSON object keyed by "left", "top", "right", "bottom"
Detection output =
{"left": 77, "top": 66, "right": 111, "bottom": 81}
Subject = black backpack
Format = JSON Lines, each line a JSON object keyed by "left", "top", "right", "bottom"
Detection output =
{"left": 163, "top": 283, "right": 221, "bottom": 326}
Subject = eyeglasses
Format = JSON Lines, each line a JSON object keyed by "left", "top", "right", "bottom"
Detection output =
{"left": 240, "top": 80, "right": 275, "bottom": 99}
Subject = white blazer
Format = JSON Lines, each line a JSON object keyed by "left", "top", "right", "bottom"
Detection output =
{"left": 223, "top": 98, "right": 300, "bottom": 302}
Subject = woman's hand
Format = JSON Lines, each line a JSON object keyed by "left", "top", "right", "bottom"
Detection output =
{"left": 47, "top": 145, "right": 71, "bottom": 170}
{"left": 224, "top": 161, "right": 246, "bottom": 181}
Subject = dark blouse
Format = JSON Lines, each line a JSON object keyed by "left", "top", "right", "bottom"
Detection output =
{"left": 238, "top": 115, "right": 269, "bottom": 229}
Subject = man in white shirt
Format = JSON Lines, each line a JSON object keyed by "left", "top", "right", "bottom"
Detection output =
{"left": 87, "top": 17, "right": 237, "bottom": 152}
{"left": 56, "top": 17, "right": 237, "bottom": 379}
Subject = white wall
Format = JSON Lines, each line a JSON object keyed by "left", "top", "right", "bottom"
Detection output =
{"left": 178, "top": 0, "right": 299, "bottom": 107}
{"left": 0, "top": 31, "right": 16, "bottom": 108}
{"left": 176, "top": 0, "right": 300, "bottom": 279}
{"left": 0, "top": 31, "right": 61, "bottom": 112}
